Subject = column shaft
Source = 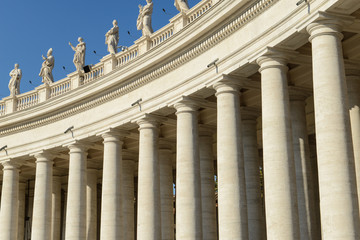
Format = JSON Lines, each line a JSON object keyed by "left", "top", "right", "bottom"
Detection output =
{"left": 31, "top": 152, "right": 54, "bottom": 240}
{"left": 241, "top": 115, "right": 265, "bottom": 240}
{"left": 100, "top": 131, "right": 124, "bottom": 240}
{"left": 290, "top": 99, "right": 317, "bottom": 239}
{"left": 159, "top": 147, "right": 174, "bottom": 240}
{"left": 199, "top": 129, "right": 217, "bottom": 240}
{"left": 347, "top": 74, "right": 360, "bottom": 212}
{"left": 257, "top": 54, "right": 300, "bottom": 239}
{"left": 137, "top": 117, "right": 161, "bottom": 240}
{"left": 65, "top": 143, "right": 88, "bottom": 240}
{"left": 214, "top": 80, "right": 248, "bottom": 239}
{"left": 122, "top": 159, "right": 135, "bottom": 240}
{"left": 86, "top": 169, "right": 98, "bottom": 240}
{"left": 52, "top": 176, "right": 62, "bottom": 240}
{"left": 0, "top": 160, "right": 20, "bottom": 239}
{"left": 175, "top": 102, "right": 203, "bottom": 240}
{"left": 307, "top": 18, "right": 360, "bottom": 239}
{"left": 18, "top": 182, "right": 26, "bottom": 240}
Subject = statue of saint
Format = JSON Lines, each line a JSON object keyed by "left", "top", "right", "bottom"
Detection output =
{"left": 69, "top": 37, "right": 86, "bottom": 72}
{"left": 8, "top": 63, "right": 22, "bottom": 96}
{"left": 39, "top": 48, "right": 55, "bottom": 85}
{"left": 105, "top": 20, "right": 119, "bottom": 54}
{"left": 175, "top": 0, "right": 189, "bottom": 12}
{"left": 137, "top": 0, "right": 154, "bottom": 37}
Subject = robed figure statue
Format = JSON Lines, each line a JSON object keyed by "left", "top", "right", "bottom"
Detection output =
{"left": 39, "top": 48, "right": 55, "bottom": 85}
{"left": 105, "top": 20, "right": 119, "bottom": 54}
{"left": 8, "top": 63, "right": 22, "bottom": 96}
{"left": 175, "top": 0, "right": 189, "bottom": 12}
{"left": 137, "top": 0, "right": 154, "bottom": 37}
{"left": 69, "top": 37, "right": 86, "bottom": 72}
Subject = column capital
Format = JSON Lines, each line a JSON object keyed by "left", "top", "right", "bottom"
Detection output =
{"left": 345, "top": 60, "right": 360, "bottom": 76}
{"left": 199, "top": 124, "right": 215, "bottom": 137}
{"left": 98, "top": 128, "right": 129, "bottom": 143}
{"left": 174, "top": 97, "right": 200, "bottom": 114}
{"left": 306, "top": 12, "right": 354, "bottom": 42}
{"left": 134, "top": 114, "right": 166, "bottom": 130}
{"left": 123, "top": 150, "right": 137, "bottom": 161}
{"left": 32, "top": 150, "right": 55, "bottom": 163}
{"left": 256, "top": 47, "right": 296, "bottom": 73}
{"left": 213, "top": 75, "right": 248, "bottom": 95}
{"left": 159, "top": 139, "right": 174, "bottom": 152}
{"left": 53, "top": 176, "right": 62, "bottom": 184}
{"left": 241, "top": 107, "right": 261, "bottom": 121}
{"left": 289, "top": 87, "right": 312, "bottom": 101}
{"left": 64, "top": 140, "right": 92, "bottom": 153}
{"left": 0, "top": 159, "right": 21, "bottom": 170}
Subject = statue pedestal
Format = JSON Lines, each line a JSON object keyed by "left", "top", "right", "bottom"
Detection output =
{"left": 36, "top": 84, "right": 51, "bottom": 103}
{"left": 135, "top": 36, "right": 152, "bottom": 55}
{"left": 3, "top": 96, "right": 18, "bottom": 114}
{"left": 101, "top": 54, "right": 117, "bottom": 75}
{"left": 68, "top": 72, "right": 84, "bottom": 89}
{"left": 170, "top": 12, "right": 188, "bottom": 34}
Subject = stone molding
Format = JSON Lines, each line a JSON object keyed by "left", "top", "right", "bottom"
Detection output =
{"left": 0, "top": 0, "right": 278, "bottom": 136}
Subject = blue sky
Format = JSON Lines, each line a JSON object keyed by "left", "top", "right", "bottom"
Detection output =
{"left": 0, "top": 0, "right": 197, "bottom": 99}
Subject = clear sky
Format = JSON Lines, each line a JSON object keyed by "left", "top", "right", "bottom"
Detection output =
{"left": 0, "top": 0, "right": 198, "bottom": 99}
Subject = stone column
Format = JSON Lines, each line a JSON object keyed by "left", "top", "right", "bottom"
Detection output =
{"left": 307, "top": 15, "right": 360, "bottom": 239}
{"left": 136, "top": 116, "right": 162, "bottom": 240}
{"left": 61, "top": 187, "right": 67, "bottom": 240}
{"left": 346, "top": 64, "right": 360, "bottom": 213}
{"left": 96, "top": 183, "right": 101, "bottom": 240}
{"left": 122, "top": 153, "right": 135, "bottom": 240}
{"left": 198, "top": 126, "right": 217, "bottom": 240}
{"left": 65, "top": 142, "right": 88, "bottom": 240}
{"left": 159, "top": 141, "right": 174, "bottom": 240}
{"left": 213, "top": 78, "right": 248, "bottom": 239}
{"left": 18, "top": 182, "right": 26, "bottom": 240}
{"left": 174, "top": 100, "right": 203, "bottom": 240}
{"left": 100, "top": 129, "right": 126, "bottom": 240}
{"left": 289, "top": 91, "right": 318, "bottom": 239}
{"left": 257, "top": 50, "right": 300, "bottom": 239}
{"left": 52, "top": 176, "right": 62, "bottom": 240}
{"left": 241, "top": 108, "right": 265, "bottom": 240}
{"left": 87, "top": 169, "right": 98, "bottom": 240}
{"left": 31, "top": 151, "right": 54, "bottom": 240}
{"left": 0, "top": 160, "right": 21, "bottom": 239}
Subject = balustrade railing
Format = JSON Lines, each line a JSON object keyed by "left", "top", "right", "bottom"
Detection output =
{"left": 150, "top": 25, "right": 174, "bottom": 49}
{"left": 50, "top": 78, "right": 72, "bottom": 98}
{"left": 17, "top": 91, "right": 39, "bottom": 111}
{"left": 116, "top": 45, "right": 139, "bottom": 67}
{"left": 83, "top": 63, "right": 104, "bottom": 85}
{"left": 0, "top": 102, "right": 5, "bottom": 116}
{"left": 0, "top": 0, "right": 276, "bottom": 116}
{"left": 187, "top": 0, "right": 212, "bottom": 24}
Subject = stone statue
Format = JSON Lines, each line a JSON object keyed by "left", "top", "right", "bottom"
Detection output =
{"left": 105, "top": 20, "right": 119, "bottom": 54}
{"left": 175, "top": 0, "right": 189, "bottom": 12}
{"left": 137, "top": 0, "right": 154, "bottom": 37}
{"left": 69, "top": 37, "right": 86, "bottom": 72}
{"left": 39, "top": 48, "right": 55, "bottom": 84}
{"left": 8, "top": 63, "right": 22, "bottom": 96}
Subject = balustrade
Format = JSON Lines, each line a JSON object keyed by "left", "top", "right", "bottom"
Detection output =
{"left": 83, "top": 63, "right": 104, "bottom": 85}
{"left": 116, "top": 45, "right": 139, "bottom": 67}
{"left": 50, "top": 79, "right": 72, "bottom": 98}
{"left": 0, "top": 0, "right": 273, "bottom": 116}
{"left": 17, "top": 91, "right": 39, "bottom": 111}
{"left": 187, "top": 0, "right": 212, "bottom": 24}
{"left": 0, "top": 102, "right": 5, "bottom": 116}
{"left": 150, "top": 25, "right": 174, "bottom": 49}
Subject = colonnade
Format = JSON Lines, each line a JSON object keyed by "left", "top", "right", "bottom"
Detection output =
{"left": 0, "top": 13, "right": 360, "bottom": 240}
